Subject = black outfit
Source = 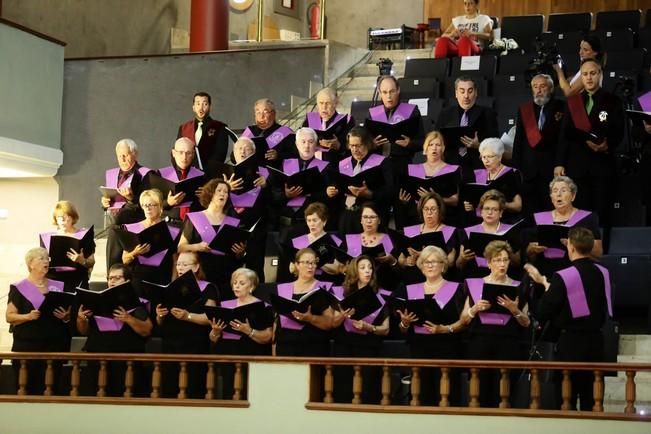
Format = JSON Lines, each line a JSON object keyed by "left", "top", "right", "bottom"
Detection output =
{"left": 158, "top": 282, "right": 218, "bottom": 399}
{"left": 435, "top": 103, "right": 499, "bottom": 180}
{"left": 630, "top": 98, "right": 651, "bottom": 226}
{"left": 302, "top": 111, "right": 356, "bottom": 164}
{"left": 464, "top": 279, "right": 528, "bottom": 407}
{"left": 512, "top": 98, "right": 566, "bottom": 216}
{"left": 82, "top": 306, "right": 150, "bottom": 397}
{"left": 537, "top": 257, "right": 610, "bottom": 411}
{"left": 394, "top": 283, "right": 465, "bottom": 406}
{"left": 178, "top": 116, "right": 231, "bottom": 177}
{"left": 556, "top": 89, "right": 625, "bottom": 228}
{"left": 8, "top": 283, "right": 70, "bottom": 395}
{"left": 156, "top": 164, "right": 206, "bottom": 223}
{"left": 245, "top": 122, "right": 295, "bottom": 165}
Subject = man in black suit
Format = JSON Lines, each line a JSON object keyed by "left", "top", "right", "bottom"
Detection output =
{"left": 241, "top": 98, "right": 295, "bottom": 165}
{"left": 177, "top": 91, "right": 231, "bottom": 177}
{"left": 512, "top": 74, "right": 566, "bottom": 215}
{"left": 556, "top": 59, "right": 625, "bottom": 228}
{"left": 435, "top": 75, "right": 499, "bottom": 180}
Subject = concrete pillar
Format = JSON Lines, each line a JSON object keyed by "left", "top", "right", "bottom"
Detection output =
{"left": 190, "top": 0, "right": 229, "bottom": 52}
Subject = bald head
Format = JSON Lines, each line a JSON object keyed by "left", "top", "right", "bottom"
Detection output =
{"left": 316, "top": 88, "right": 338, "bottom": 120}
{"left": 172, "top": 137, "right": 195, "bottom": 169}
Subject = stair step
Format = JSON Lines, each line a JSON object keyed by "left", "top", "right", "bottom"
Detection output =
{"left": 369, "top": 48, "right": 431, "bottom": 63}
{"left": 604, "top": 375, "right": 651, "bottom": 413}
{"left": 353, "top": 62, "right": 406, "bottom": 78}
{"left": 619, "top": 335, "right": 651, "bottom": 356}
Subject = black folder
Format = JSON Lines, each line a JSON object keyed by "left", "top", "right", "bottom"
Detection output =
{"left": 362, "top": 244, "right": 388, "bottom": 258}
{"left": 315, "top": 242, "right": 353, "bottom": 264}
{"left": 144, "top": 171, "right": 205, "bottom": 199}
{"left": 338, "top": 285, "right": 383, "bottom": 320}
{"left": 335, "top": 165, "right": 383, "bottom": 191}
{"left": 467, "top": 221, "right": 522, "bottom": 256}
{"left": 460, "top": 183, "right": 491, "bottom": 208}
{"left": 382, "top": 295, "right": 443, "bottom": 325}
{"left": 266, "top": 165, "right": 323, "bottom": 195}
{"left": 481, "top": 283, "right": 518, "bottom": 314}
{"left": 203, "top": 301, "right": 273, "bottom": 332}
{"left": 76, "top": 281, "right": 142, "bottom": 317}
{"left": 140, "top": 272, "right": 202, "bottom": 310}
{"left": 269, "top": 287, "right": 337, "bottom": 316}
{"left": 364, "top": 116, "right": 420, "bottom": 142}
{"left": 315, "top": 116, "right": 349, "bottom": 140}
{"left": 39, "top": 291, "right": 76, "bottom": 317}
{"left": 208, "top": 220, "right": 258, "bottom": 253}
{"left": 48, "top": 226, "right": 95, "bottom": 268}
{"left": 115, "top": 221, "right": 174, "bottom": 254}
{"left": 626, "top": 109, "right": 651, "bottom": 123}
{"left": 403, "top": 171, "right": 459, "bottom": 199}
{"left": 233, "top": 155, "right": 261, "bottom": 191}
{"left": 536, "top": 224, "right": 570, "bottom": 249}
{"left": 391, "top": 229, "right": 447, "bottom": 254}
{"left": 439, "top": 125, "right": 477, "bottom": 146}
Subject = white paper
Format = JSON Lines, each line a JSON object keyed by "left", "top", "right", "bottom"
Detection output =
{"left": 408, "top": 98, "right": 429, "bottom": 116}
{"left": 460, "top": 55, "right": 481, "bottom": 71}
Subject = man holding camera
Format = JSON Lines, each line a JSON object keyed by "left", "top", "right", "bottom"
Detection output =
{"left": 512, "top": 74, "right": 566, "bottom": 215}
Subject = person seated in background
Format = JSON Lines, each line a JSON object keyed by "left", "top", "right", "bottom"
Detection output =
{"left": 512, "top": 74, "right": 565, "bottom": 216}
{"left": 157, "top": 137, "right": 206, "bottom": 222}
{"left": 177, "top": 91, "right": 231, "bottom": 175}
{"left": 39, "top": 200, "right": 96, "bottom": 291}
{"left": 433, "top": 0, "right": 493, "bottom": 58}
{"left": 6, "top": 247, "right": 70, "bottom": 395}
{"left": 102, "top": 139, "right": 151, "bottom": 269}
{"left": 241, "top": 98, "right": 294, "bottom": 164}
{"left": 436, "top": 76, "right": 499, "bottom": 179}
{"left": 77, "top": 263, "right": 152, "bottom": 397}
{"left": 553, "top": 35, "right": 603, "bottom": 97}
{"left": 302, "top": 87, "right": 355, "bottom": 164}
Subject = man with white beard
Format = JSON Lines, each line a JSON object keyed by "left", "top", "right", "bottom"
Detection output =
{"left": 512, "top": 74, "right": 566, "bottom": 215}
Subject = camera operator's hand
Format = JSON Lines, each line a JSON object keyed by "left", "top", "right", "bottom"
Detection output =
{"left": 644, "top": 120, "right": 651, "bottom": 135}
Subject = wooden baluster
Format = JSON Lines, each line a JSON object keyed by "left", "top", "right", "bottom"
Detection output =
{"left": 624, "top": 371, "right": 637, "bottom": 414}
{"left": 381, "top": 366, "right": 391, "bottom": 406}
{"left": 70, "top": 360, "right": 80, "bottom": 397}
{"left": 410, "top": 367, "right": 421, "bottom": 406}
{"left": 352, "top": 365, "right": 363, "bottom": 404}
{"left": 233, "top": 363, "right": 243, "bottom": 401}
{"left": 97, "top": 361, "right": 107, "bottom": 397}
{"left": 123, "top": 361, "right": 134, "bottom": 398}
{"left": 529, "top": 369, "right": 540, "bottom": 409}
{"left": 323, "top": 365, "right": 334, "bottom": 403}
{"left": 499, "top": 368, "right": 511, "bottom": 408}
{"left": 150, "top": 362, "right": 161, "bottom": 398}
{"left": 17, "top": 360, "right": 27, "bottom": 396}
{"left": 44, "top": 360, "right": 54, "bottom": 396}
{"left": 561, "top": 369, "right": 572, "bottom": 410}
{"left": 439, "top": 367, "right": 450, "bottom": 408}
{"left": 469, "top": 368, "right": 480, "bottom": 408}
{"left": 592, "top": 370, "right": 604, "bottom": 412}
{"left": 205, "top": 363, "right": 215, "bottom": 400}
{"left": 177, "top": 362, "right": 188, "bottom": 399}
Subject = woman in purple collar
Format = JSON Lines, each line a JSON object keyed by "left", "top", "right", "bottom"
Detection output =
{"left": 274, "top": 248, "right": 336, "bottom": 357}
{"left": 331, "top": 255, "right": 388, "bottom": 403}
{"left": 399, "top": 192, "right": 459, "bottom": 284}
{"left": 457, "top": 189, "right": 521, "bottom": 279}
{"left": 6, "top": 247, "right": 70, "bottom": 395}
{"left": 178, "top": 179, "right": 246, "bottom": 299}
{"left": 462, "top": 240, "right": 530, "bottom": 408}
{"left": 155, "top": 252, "right": 218, "bottom": 398}
{"left": 278, "top": 202, "right": 345, "bottom": 284}
{"left": 39, "top": 200, "right": 95, "bottom": 291}
{"left": 399, "top": 131, "right": 461, "bottom": 227}
{"left": 463, "top": 138, "right": 523, "bottom": 225}
{"left": 121, "top": 189, "right": 179, "bottom": 293}
{"left": 345, "top": 202, "right": 400, "bottom": 290}
{"left": 395, "top": 246, "right": 465, "bottom": 406}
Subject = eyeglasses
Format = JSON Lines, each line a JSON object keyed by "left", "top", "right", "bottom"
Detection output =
{"left": 422, "top": 207, "right": 439, "bottom": 214}
{"left": 349, "top": 143, "right": 366, "bottom": 149}
{"left": 491, "top": 257, "right": 510, "bottom": 264}
{"left": 255, "top": 109, "right": 274, "bottom": 116}
{"left": 482, "top": 207, "right": 500, "bottom": 213}
{"left": 141, "top": 203, "right": 160, "bottom": 208}
{"left": 423, "top": 260, "right": 444, "bottom": 267}
{"left": 174, "top": 149, "right": 194, "bottom": 156}
{"left": 361, "top": 215, "right": 379, "bottom": 220}
{"left": 108, "top": 275, "right": 125, "bottom": 281}
{"left": 177, "top": 262, "right": 197, "bottom": 267}
{"left": 481, "top": 154, "right": 499, "bottom": 160}
{"left": 297, "top": 260, "right": 318, "bottom": 266}
{"left": 551, "top": 188, "right": 571, "bottom": 194}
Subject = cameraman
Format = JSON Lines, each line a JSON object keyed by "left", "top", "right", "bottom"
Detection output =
{"left": 553, "top": 35, "right": 603, "bottom": 97}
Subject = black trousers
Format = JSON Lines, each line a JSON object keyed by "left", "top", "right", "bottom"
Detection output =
{"left": 556, "top": 329, "right": 603, "bottom": 411}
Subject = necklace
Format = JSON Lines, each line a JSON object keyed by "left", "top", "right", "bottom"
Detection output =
{"left": 422, "top": 223, "right": 441, "bottom": 233}
{"left": 424, "top": 278, "right": 444, "bottom": 294}
{"left": 362, "top": 233, "right": 379, "bottom": 246}
{"left": 487, "top": 165, "right": 503, "bottom": 181}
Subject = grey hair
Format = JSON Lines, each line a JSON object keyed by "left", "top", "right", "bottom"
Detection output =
{"left": 234, "top": 137, "right": 256, "bottom": 153}
{"left": 549, "top": 175, "right": 578, "bottom": 194}
{"left": 317, "top": 87, "right": 338, "bottom": 101}
{"left": 115, "top": 138, "right": 138, "bottom": 154}
{"left": 254, "top": 98, "right": 276, "bottom": 112}
{"left": 25, "top": 247, "right": 48, "bottom": 271}
{"left": 532, "top": 73, "right": 554, "bottom": 92}
{"left": 296, "top": 127, "right": 318, "bottom": 142}
{"left": 479, "top": 137, "right": 504, "bottom": 157}
{"left": 454, "top": 75, "right": 477, "bottom": 90}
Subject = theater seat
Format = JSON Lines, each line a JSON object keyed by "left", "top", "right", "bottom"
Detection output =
{"left": 450, "top": 55, "right": 497, "bottom": 79}
{"left": 595, "top": 9, "right": 642, "bottom": 32}
{"left": 404, "top": 58, "right": 450, "bottom": 80}
{"left": 548, "top": 12, "right": 592, "bottom": 34}
{"left": 398, "top": 77, "right": 440, "bottom": 100}
{"left": 349, "top": 100, "right": 374, "bottom": 127}
{"left": 500, "top": 15, "right": 545, "bottom": 53}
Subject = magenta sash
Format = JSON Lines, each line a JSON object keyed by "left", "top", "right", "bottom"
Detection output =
{"left": 369, "top": 102, "right": 416, "bottom": 124}
{"left": 342, "top": 292, "right": 385, "bottom": 335}
{"left": 158, "top": 166, "right": 203, "bottom": 183}
{"left": 277, "top": 283, "right": 305, "bottom": 331}
{"left": 464, "top": 223, "right": 513, "bottom": 268}
{"left": 220, "top": 299, "right": 242, "bottom": 340}
{"left": 267, "top": 126, "right": 294, "bottom": 149}
{"left": 14, "top": 278, "right": 64, "bottom": 310}
{"left": 407, "top": 163, "right": 459, "bottom": 179}
{"left": 292, "top": 234, "right": 311, "bottom": 249}
{"left": 466, "top": 278, "right": 514, "bottom": 326}
{"left": 105, "top": 168, "right": 132, "bottom": 209}
{"left": 307, "top": 112, "right": 346, "bottom": 130}
{"left": 534, "top": 209, "right": 592, "bottom": 259}
{"left": 345, "top": 233, "right": 393, "bottom": 258}
{"left": 595, "top": 264, "right": 613, "bottom": 317}
{"left": 95, "top": 307, "right": 137, "bottom": 332}
{"left": 556, "top": 266, "right": 590, "bottom": 319}
{"left": 231, "top": 187, "right": 261, "bottom": 208}
{"left": 403, "top": 224, "right": 455, "bottom": 245}
{"left": 406, "top": 282, "right": 459, "bottom": 334}
{"left": 338, "top": 153, "right": 385, "bottom": 176}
